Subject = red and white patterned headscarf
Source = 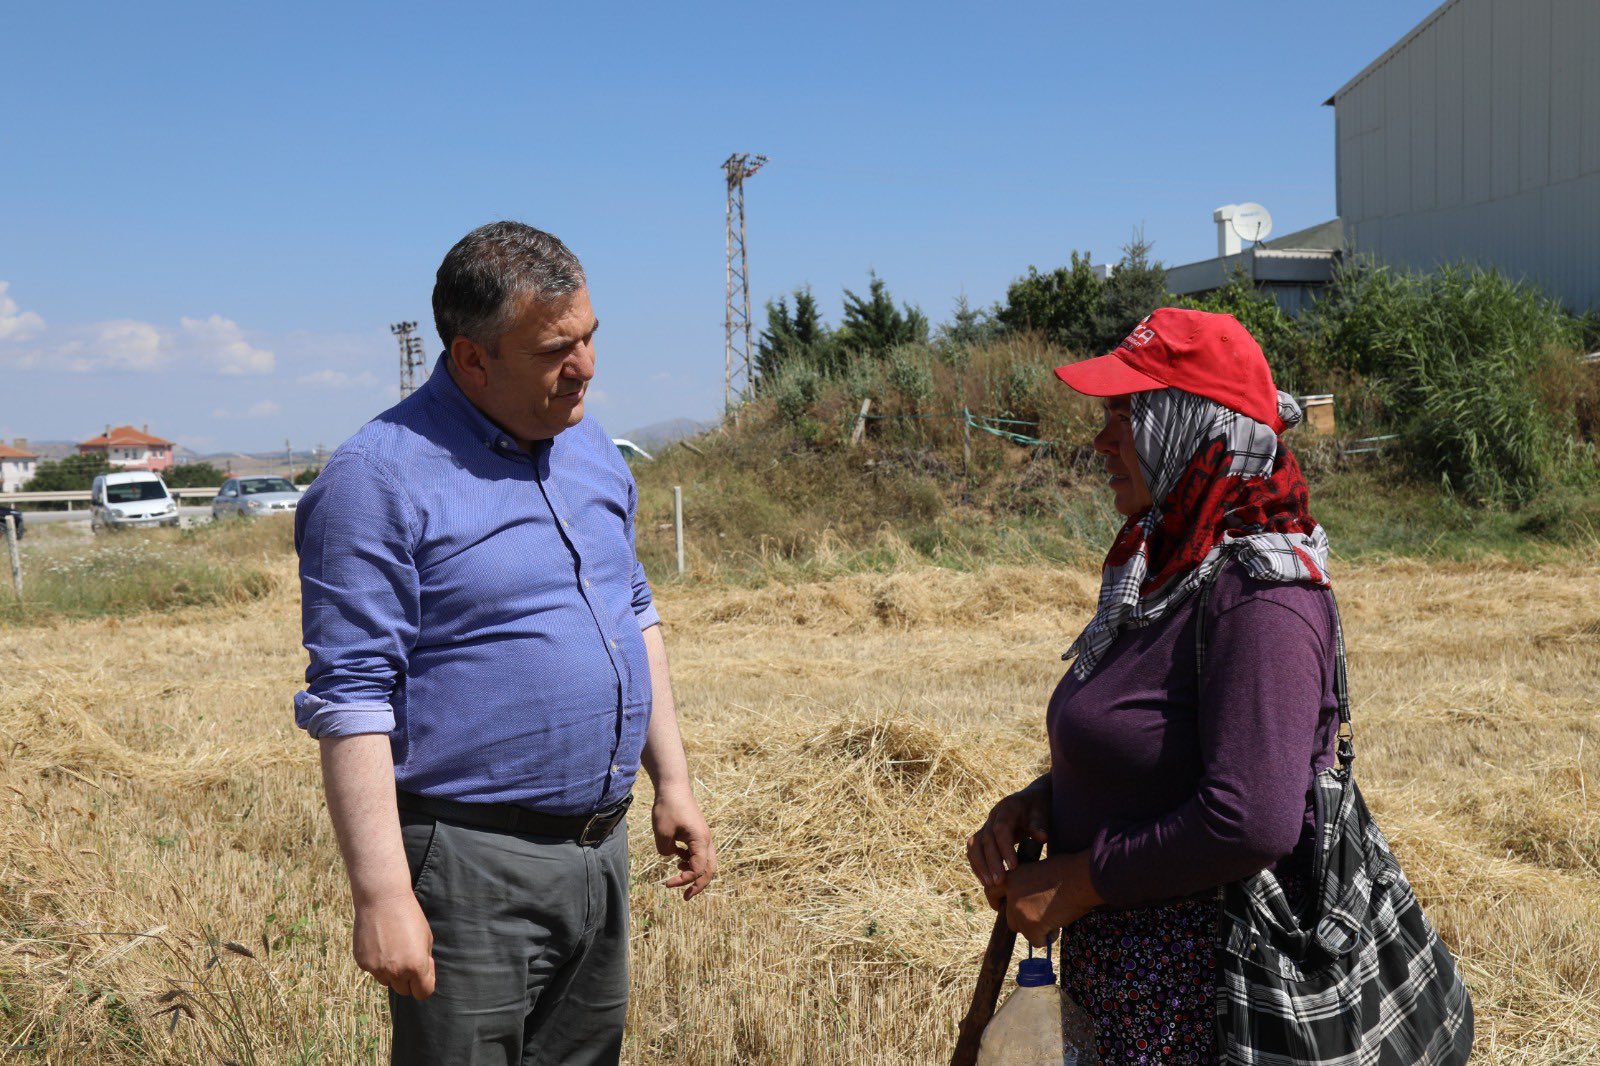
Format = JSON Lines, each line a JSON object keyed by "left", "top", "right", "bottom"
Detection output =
{"left": 1064, "top": 388, "right": 1331, "bottom": 679}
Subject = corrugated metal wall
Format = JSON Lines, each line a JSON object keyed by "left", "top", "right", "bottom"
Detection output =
{"left": 1334, "top": 0, "right": 1600, "bottom": 312}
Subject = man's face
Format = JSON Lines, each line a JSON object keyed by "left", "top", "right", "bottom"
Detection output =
{"left": 455, "top": 288, "right": 598, "bottom": 445}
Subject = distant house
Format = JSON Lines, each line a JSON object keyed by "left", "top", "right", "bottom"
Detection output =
{"left": 0, "top": 440, "right": 39, "bottom": 492}
{"left": 1165, "top": 219, "right": 1345, "bottom": 315}
{"left": 78, "top": 424, "right": 176, "bottom": 472}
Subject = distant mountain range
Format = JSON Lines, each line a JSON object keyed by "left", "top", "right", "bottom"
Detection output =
{"left": 615, "top": 418, "right": 717, "bottom": 453}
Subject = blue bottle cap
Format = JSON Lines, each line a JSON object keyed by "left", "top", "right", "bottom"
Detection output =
{"left": 1016, "top": 957, "right": 1056, "bottom": 987}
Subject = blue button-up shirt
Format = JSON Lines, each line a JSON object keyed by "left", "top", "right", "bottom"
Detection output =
{"left": 293, "top": 356, "right": 658, "bottom": 816}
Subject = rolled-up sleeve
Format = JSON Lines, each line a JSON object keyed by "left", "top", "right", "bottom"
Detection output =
{"left": 293, "top": 451, "right": 420, "bottom": 738}
{"left": 625, "top": 474, "right": 660, "bottom": 630}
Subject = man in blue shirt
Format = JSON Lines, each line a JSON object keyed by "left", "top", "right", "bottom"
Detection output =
{"left": 295, "top": 221, "right": 715, "bottom": 1065}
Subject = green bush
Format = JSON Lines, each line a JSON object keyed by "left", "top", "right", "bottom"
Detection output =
{"left": 884, "top": 346, "right": 934, "bottom": 415}
{"left": 769, "top": 361, "right": 822, "bottom": 427}
{"left": 1174, "top": 269, "right": 1315, "bottom": 391}
{"left": 23, "top": 453, "right": 113, "bottom": 494}
{"left": 842, "top": 357, "right": 884, "bottom": 405}
{"left": 1303, "top": 260, "right": 1582, "bottom": 503}
{"left": 164, "top": 462, "right": 225, "bottom": 488}
{"left": 996, "top": 254, "right": 1102, "bottom": 354}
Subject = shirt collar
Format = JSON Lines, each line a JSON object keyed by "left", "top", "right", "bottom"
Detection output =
{"left": 422, "top": 353, "right": 552, "bottom": 461}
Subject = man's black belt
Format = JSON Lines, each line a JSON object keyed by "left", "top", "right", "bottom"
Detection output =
{"left": 397, "top": 790, "right": 632, "bottom": 847}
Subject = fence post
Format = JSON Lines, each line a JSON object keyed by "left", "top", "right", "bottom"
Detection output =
{"left": 4, "top": 514, "right": 21, "bottom": 602}
{"left": 673, "top": 486, "right": 685, "bottom": 577}
{"left": 850, "top": 398, "right": 872, "bottom": 447}
{"left": 961, "top": 407, "right": 973, "bottom": 487}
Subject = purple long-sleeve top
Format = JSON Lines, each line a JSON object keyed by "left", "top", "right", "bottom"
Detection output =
{"left": 1047, "top": 560, "right": 1340, "bottom": 909}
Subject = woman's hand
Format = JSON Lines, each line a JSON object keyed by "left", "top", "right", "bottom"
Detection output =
{"left": 1004, "top": 851, "right": 1104, "bottom": 947}
{"left": 967, "top": 783, "right": 1051, "bottom": 907}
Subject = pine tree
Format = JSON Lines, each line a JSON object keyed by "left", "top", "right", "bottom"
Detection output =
{"left": 836, "top": 273, "right": 928, "bottom": 359}
{"left": 756, "top": 286, "right": 835, "bottom": 387}
{"left": 1093, "top": 228, "right": 1168, "bottom": 352}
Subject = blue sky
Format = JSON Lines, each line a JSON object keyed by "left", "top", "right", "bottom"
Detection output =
{"left": 0, "top": 1, "right": 1438, "bottom": 455}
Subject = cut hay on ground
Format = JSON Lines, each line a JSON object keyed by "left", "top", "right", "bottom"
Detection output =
{"left": 2, "top": 552, "right": 1597, "bottom": 1062}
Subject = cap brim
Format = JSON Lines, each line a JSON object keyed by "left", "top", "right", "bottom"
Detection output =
{"left": 1052, "top": 353, "right": 1167, "bottom": 396}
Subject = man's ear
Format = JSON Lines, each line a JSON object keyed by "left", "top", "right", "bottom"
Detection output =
{"left": 449, "top": 336, "right": 491, "bottom": 388}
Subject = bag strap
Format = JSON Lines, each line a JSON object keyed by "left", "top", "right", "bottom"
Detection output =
{"left": 1194, "top": 556, "right": 1355, "bottom": 772}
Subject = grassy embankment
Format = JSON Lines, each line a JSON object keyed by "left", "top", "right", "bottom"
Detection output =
{"left": 629, "top": 333, "right": 1598, "bottom": 584}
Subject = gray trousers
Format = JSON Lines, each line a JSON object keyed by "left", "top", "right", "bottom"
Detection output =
{"left": 392, "top": 810, "right": 630, "bottom": 1066}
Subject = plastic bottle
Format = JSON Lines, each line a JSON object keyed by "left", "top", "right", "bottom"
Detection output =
{"left": 976, "top": 954, "right": 1101, "bottom": 1066}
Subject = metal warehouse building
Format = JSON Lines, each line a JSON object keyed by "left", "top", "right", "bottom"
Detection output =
{"left": 1329, "top": 0, "right": 1600, "bottom": 312}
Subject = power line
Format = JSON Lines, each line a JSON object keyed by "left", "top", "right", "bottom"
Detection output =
{"left": 723, "top": 152, "right": 766, "bottom": 417}
{"left": 391, "top": 321, "right": 427, "bottom": 399}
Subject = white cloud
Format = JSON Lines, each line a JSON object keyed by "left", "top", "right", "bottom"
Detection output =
{"left": 650, "top": 371, "right": 672, "bottom": 383}
{"left": 0, "top": 282, "right": 45, "bottom": 342}
{"left": 75, "top": 319, "right": 168, "bottom": 372}
{"left": 181, "top": 315, "right": 275, "bottom": 375}
{"left": 298, "top": 368, "right": 380, "bottom": 388}
{"left": 0, "top": 291, "right": 274, "bottom": 376}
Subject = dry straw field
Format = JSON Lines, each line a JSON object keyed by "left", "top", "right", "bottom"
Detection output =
{"left": 1, "top": 520, "right": 1598, "bottom": 1063}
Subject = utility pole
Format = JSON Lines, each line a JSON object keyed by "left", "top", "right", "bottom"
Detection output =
{"left": 391, "top": 321, "right": 427, "bottom": 399}
{"left": 723, "top": 153, "right": 766, "bottom": 417}
{"left": 285, "top": 438, "right": 293, "bottom": 478}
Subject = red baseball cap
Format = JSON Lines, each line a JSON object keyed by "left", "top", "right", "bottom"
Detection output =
{"left": 1053, "top": 307, "right": 1284, "bottom": 431}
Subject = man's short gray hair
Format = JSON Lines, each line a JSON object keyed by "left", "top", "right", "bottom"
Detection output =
{"left": 432, "top": 221, "right": 586, "bottom": 352}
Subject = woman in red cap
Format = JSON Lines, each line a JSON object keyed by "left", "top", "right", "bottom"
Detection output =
{"left": 966, "top": 308, "right": 1338, "bottom": 1064}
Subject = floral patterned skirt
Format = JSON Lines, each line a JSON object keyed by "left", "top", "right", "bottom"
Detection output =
{"left": 1059, "top": 894, "right": 1220, "bottom": 1065}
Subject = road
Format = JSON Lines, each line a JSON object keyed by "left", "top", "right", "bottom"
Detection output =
{"left": 23, "top": 507, "right": 215, "bottom": 528}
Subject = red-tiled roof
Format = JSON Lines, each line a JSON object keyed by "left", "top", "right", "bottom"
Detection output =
{"left": 0, "top": 443, "right": 39, "bottom": 460}
{"left": 79, "top": 425, "right": 175, "bottom": 448}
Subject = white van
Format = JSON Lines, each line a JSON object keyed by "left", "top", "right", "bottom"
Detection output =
{"left": 90, "top": 471, "right": 180, "bottom": 532}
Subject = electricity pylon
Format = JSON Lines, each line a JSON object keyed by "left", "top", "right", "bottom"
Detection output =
{"left": 723, "top": 153, "right": 766, "bottom": 415}
{"left": 391, "top": 321, "right": 427, "bottom": 399}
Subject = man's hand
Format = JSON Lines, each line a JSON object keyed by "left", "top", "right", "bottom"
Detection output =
{"left": 353, "top": 892, "right": 436, "bottom": 999}
{"left": 967, "top": 784, "right": 1051, "bottom": 908}
{"left": 652, "top": 786, "right": 715, "bottom": 900}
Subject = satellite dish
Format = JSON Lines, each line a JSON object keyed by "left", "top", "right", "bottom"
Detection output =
{"left": 1230, "top": 202, "right": 1273, "bottom": 243}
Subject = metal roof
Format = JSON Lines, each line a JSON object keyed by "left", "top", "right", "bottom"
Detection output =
{"left": 1324, "top": 0, "right": 1463, "bottom": 105}
{"left": 1261, "top": 218, "right": 1345, "bottom": 252}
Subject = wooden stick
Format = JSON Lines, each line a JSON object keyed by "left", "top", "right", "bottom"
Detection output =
{"left": 950, "top": 837, "right": 1043, "bottom": 1066}
{"left": 850, "top": 398, "right": 872, "bottom": 446}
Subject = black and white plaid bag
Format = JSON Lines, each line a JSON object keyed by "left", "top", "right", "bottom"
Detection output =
{"left": 1196, "top": 571, "right": 1474, "bottom": 1065}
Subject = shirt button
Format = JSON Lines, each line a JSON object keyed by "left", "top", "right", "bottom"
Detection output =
{"left": 611, "top": 764, "right": 620, "bottom": 774}
{"left": 609, "top": 639, "right": 617, "bottom": 649}
{"left": 583, "top": 578, "right": 592, "bottom": 588}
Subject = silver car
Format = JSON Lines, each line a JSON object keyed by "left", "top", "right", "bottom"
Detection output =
{"left": 212, "top": 476, "right": 302, "bottom": 519}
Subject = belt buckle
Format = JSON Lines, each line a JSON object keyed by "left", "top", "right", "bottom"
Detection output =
{"left": 578, "top": 793, "right": 632, "bottom": 847}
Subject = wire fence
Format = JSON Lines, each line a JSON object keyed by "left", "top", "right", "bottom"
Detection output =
{"left": 848, "top": 407, "right": 1055, "bottom": 449}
